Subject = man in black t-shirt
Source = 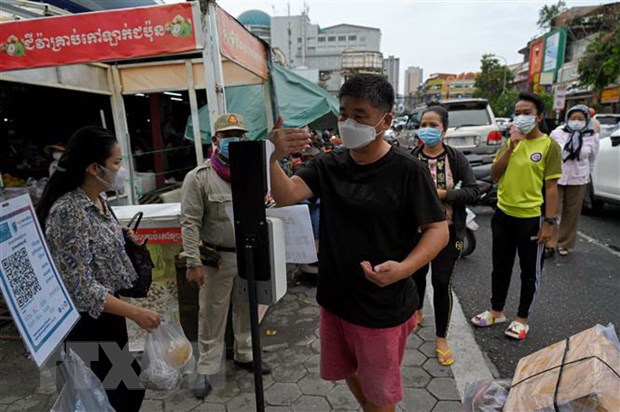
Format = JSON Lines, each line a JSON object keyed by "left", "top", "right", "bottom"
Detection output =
{"left": 269, "top": 74, "right": 448, "bottom": 411}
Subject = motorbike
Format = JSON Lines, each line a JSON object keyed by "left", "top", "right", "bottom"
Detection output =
{"left": 462, "top": 207, "right": 478, "bottom": 257}
{"left": 460, "top": 155, "right": 498, "bottom": 257}
{"left": 469, "top": 156, "right": 498, "bottom": 209}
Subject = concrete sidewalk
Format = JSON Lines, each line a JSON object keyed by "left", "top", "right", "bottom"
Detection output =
{"left": 0, "top": 272, "right": 467, "bottom": 412}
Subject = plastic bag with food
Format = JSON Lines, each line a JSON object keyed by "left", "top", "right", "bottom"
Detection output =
{"left": 139, "top": 310, "right": 193, "bottom": 390}
{"left": 139, "top": 331, "right": 183, "bottom": 391}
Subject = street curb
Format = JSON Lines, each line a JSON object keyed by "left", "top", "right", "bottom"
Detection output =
{"left": 427, "top": 276, "right": 496, "bottom": 400}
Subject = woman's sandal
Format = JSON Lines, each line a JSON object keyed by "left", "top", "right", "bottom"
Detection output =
{"left": 505, "top": 320, "right": 530, "bottom": 340}
{"left": 413, "top": 313, "right": 425, "bottom": 333}
{"left": 471, "top": 310, "right": 507, "bottom": 327}
{"left": 435, "top": 348, "right": 456, "bottom": 366}
{"left": 558, "top": 247, "right": 569, "bottom": 256}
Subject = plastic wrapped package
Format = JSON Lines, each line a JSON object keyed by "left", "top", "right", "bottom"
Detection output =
{"left": 462, "top": 379, "right": 511, "bottom": 412}
{"left": 504, "top": 324, "right": 620, "bottom": 412}
{"left": 51, "top": 349, "right": 114, "bottom": 412}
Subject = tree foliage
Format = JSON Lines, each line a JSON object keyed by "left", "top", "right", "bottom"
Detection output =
{"left": 493, "top": 91, "right": 519, "bottom": 118}
{"left": 537, "top": 0, "right": 567, "bottom": 29}
{"left": 577, "top": 8, "right": 620, "bottom": 93}
{"left": 474, "top": 54, "right": 516, "bottom": 117}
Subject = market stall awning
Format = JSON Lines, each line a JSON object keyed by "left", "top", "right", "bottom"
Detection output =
{"left": 184, "top": 63, "right": 339, "bottom": 143}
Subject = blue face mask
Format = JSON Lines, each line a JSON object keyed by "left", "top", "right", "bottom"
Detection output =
{"left": 218, "top": 137, "right": 241, "bottom": 159}
{"left": 418, "top": 127, "right": 442, "bottom": 147}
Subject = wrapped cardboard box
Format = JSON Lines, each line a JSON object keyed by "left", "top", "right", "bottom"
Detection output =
{"left": 504, "top": 324, "right": 620, "bottom": 411}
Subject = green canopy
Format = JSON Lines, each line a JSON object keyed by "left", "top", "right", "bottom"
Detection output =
{"left": 184, "top": 63, "right": 339, "bottom": 143}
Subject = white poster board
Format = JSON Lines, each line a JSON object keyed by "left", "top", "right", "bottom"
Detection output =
{"left": 0, "top": 195, "right": 79, "bottom": 367}
{"left": 225, "top": 203, "right": 318, "bottom": 264}
{"left": 266, "top": 205, "right": 318, "bottom": 264}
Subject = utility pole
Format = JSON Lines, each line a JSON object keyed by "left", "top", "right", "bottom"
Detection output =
{"left": 492, "top": 54, "right": 509, "bottom": 95}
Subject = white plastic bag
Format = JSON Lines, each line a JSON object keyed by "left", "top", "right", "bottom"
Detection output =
{"left": 51, "top": 349, "right": 114, "bottom": 412}
{"left": 139, "top": 310, "right": 193, "bottom": 390}
{"left": 462, "top": 379, "right": 511, "bottom": 412}
{"left": 139, "top": 331, "right": 182, "bottom": 390}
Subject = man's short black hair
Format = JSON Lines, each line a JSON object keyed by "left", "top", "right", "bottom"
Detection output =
{"left": 339, "top": 74, "right": 394, "bottom": 113}
{"left": 517, "top": 92, "right": 545, "bottom": 115}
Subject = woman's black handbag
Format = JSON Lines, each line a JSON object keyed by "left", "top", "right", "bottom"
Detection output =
{"left": 109, "top": 208, "right": 154, "bottom": 298}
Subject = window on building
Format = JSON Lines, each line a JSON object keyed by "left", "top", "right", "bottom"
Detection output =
{"left": 318, "top": 36, "right": 325, "bottom": 42}
{"left": 297, "top": 37, "right": 302, "bottom": 43}
{"left": 348, "top": 35, "right": 357, "bottom": 41}
{"left": 328, "top": 36, "right": 336, "bottom": 42}
{"left": 338, "top": 36, "right": 346, "bottom": 41}
{"left": 307, "top": 37, "right": 315, "bottom": 42}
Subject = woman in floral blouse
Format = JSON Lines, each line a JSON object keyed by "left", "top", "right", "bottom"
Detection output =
{"left": 37, "top": 126, "right": 160, "bottom": 412}
{"left": 410, "top": 105, "right": 480, "bottom": 367}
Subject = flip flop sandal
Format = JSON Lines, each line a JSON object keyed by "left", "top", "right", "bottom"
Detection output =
{"left": 558, "top": 248, "right": 569, "bottom": 256}
{"left": 505, "top": 321, "right": 529, "bottom": 340}
{"left": 413, "top": 313, "right": 425, "bottom": 333}
{"left": 436, "top": 348, "right": 456, "bottom": 367}
{"left": 471, "top": 310, "right": 507, "bottom": 327}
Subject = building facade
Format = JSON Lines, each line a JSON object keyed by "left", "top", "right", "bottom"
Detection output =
{"left": 267, "top": 14, "right": 382, "bottom": 94}
{"left": 515, "top": 3, "right": 620, "bottom": 113}
{"left": 405, "top": 67, "right": 423, "bottom": 95}
{"left": 383, "top": 56, "right": 400, "bottom": 95}
{"left": 448, "top": 72, "right": 477, "bottom": 99}
{"left": 237, "top": 9, "right": 271, "bottom": 44}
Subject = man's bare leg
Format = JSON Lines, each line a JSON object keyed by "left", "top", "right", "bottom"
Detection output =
{"left": 345, "top": 373, "right": 367, "bottom": 407}
{"left": 345, "top": 374, "right": 396, "bottom": 412}
{"left": 365, "top": 402, "right": 396, "bottom": 412}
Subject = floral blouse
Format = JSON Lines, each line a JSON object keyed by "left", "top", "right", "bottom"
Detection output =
{"left": 45, "top": 188, "right": 136, "bottom": 318}
{"left": 417, "top": 151, "right": 455, "bottom": 223}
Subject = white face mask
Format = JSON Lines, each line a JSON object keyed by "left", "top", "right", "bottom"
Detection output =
{"left": 513, "top": 115, "right": 537, "bottom": 134}
{"left": 96, "top": 164, "right": 127, "bottom": 191}
{"left": 52, "top": 152, "right": 63, "bottom": 161}
{"left": 338, "top": 114, "right": 387, "bottom": 150}
{"left": 568, "top": 120, "right": 586, "bottom": 131}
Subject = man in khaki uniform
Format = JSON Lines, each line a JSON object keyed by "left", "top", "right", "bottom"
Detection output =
{"left": 180, "top": 113, "right": 271, "bottom": 399}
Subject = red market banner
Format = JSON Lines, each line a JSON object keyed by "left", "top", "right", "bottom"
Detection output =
{"left": 135, "top": 228, "right": 182, "bottom": 245}
{"left": 0, "top": 2, "right": 203, "bottom": 72}
{"left": 216, "top": 5, "right": 268, "bottom": 79}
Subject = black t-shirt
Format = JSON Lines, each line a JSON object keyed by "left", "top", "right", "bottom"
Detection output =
{"left": 295, "top": 146, "right": 445, "bottom": 328}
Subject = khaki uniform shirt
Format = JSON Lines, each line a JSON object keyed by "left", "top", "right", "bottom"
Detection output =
{"left": 180, "top": 160, "right": 235, "bottom": 267}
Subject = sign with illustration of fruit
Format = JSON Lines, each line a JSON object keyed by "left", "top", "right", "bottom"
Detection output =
{"left": 0, "top": 2, "right": 203, "bottom": 72}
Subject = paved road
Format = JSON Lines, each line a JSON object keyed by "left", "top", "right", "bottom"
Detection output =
{"left": 453, "top": 203, "right": 620, "bottom": 378}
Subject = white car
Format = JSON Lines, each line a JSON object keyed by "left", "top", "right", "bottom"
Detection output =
{"left": 404, "top": 99, "right": 503, "bottom": 154}
{"left": 495, "top": 117, "right": 511, "bottom": 132}
{"left": 584, "top": 127, "right": 620, "bottom": 212}
{"left": 595, "top": 113, "right": 620, "bottom": 139}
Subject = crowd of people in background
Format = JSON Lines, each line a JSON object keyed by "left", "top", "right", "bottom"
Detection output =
{"left": 30, "top": 68, "right": 607, "bottom": 411}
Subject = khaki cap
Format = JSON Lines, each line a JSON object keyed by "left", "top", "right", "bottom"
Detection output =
{"left": 214, "top": 113, "right": 248, "bottom": 133}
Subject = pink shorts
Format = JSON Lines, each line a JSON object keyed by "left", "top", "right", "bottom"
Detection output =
{"left": 319, "top": 307, "right": 418, "bottom": 406}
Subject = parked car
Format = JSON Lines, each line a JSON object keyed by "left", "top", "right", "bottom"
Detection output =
{"left": 583, "top": 127, "right": 620, "bottom": 213}
{"left": 403, "top": 98, "right": 503, "bottom": 154}
{"left": 595, "top": 113, "right": 620, "bottom": 139}
{"left": 495, "top": 117, "right": 511, "bottom": 136}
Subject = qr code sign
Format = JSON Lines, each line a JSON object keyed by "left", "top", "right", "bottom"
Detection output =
{"left": 1, "top": 247, "right": 42, "bottom": 308}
